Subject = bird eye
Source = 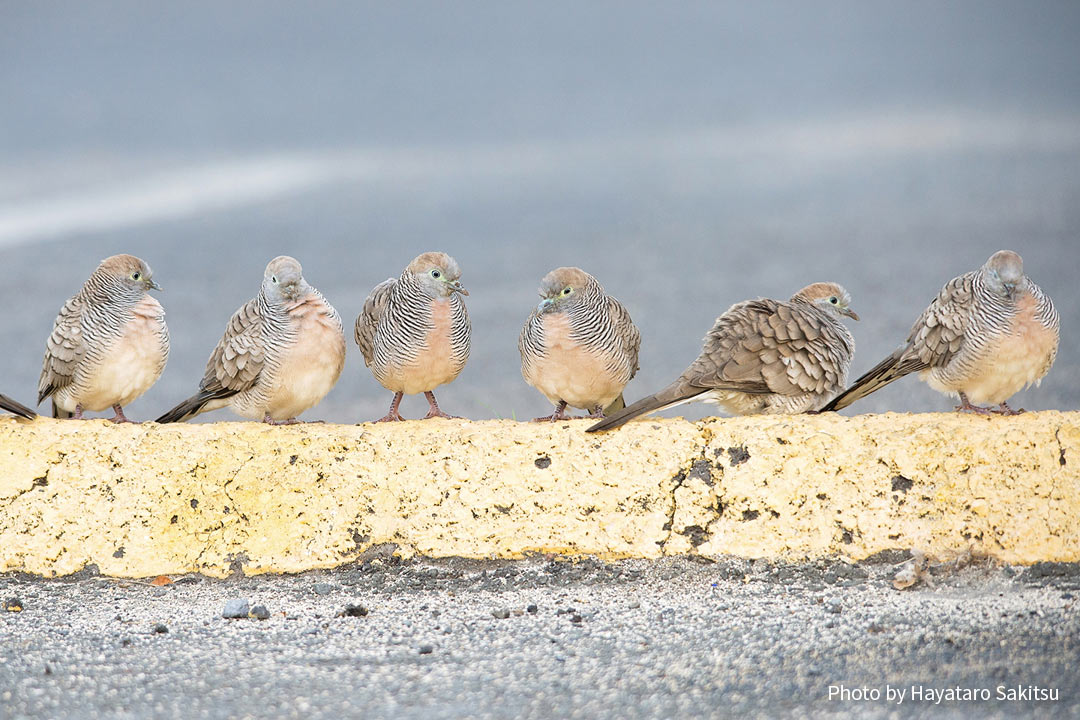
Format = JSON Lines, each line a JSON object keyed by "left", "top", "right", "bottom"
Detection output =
{"left": 271, "top": 275, "right": 278, "bottom": 284}
{"left": 132, "top": 271, "right": 141, "bottom": 281}
{"left": 562, "top": 287, "right": 573, "bottom": 295}
{"left": 431, "top": 269, "right": 441, "bottom": 279}
{"left": 829, "top": 296, "right": 838, "bottom": 304}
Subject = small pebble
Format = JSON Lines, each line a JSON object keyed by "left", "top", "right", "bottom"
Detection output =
{"left": 526, "top": 604, "right": 539, "bottom": 614}
{"left": 4, "top": 598, "right": 23, "bottom": 612}
{"left": 152, "top": 623, "right": 168, "bottom": 634}
{"left": 492, "top": 608, "right": 511, "bottom": 619}
{"left": 222, "top": 599, "right": 250, "bottom": 619}
{"left": 250, "top": 605, "right": 270, "bottom": 620}
{"left": 313, "top": 583, "right": 335, "bottom": 596}
{"left": 571, "top": 614, "right": 583, "bottom": 624}
{"left": 418, "top": 644, "right": 434, "bottom": 655}
{"left": 340, "top": 604, "right": 369, "bottom": 617}
{"left": 826, "top": 602, "right": 842, "bottom": 614}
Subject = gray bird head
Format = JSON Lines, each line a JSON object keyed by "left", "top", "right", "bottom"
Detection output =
{"left": 983, "top": 250, "right": 1025, "bottom": 300}
{"left": 535, "top": 266, "right": 597, "bottom": 314}
{"left": 262, "top": 256, "right": 309, "bottom": 302}
{"left": 98, "top": 254, "right": 161, "bottom": 293}
{"left": 793, "top": 282, "right": 859, "bottom": 321}
{"left": 407, "top": 252, "right": 468, "bottom": 298}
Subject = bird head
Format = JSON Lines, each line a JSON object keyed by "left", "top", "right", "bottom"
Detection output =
{"left": 263, "top": 256, "right": 308, "bottom": 302}
{"left": 984, "top": 250, "right": 1025, "bottom": 300}
{"left": 535, "top": 266, "right": 595, "bottom": 314}
{"left": 793, "top": 282, "right": 859, "bottom": 321}
{"left": 407, "top": 252, "right": 467, "bottom": 298}
{"left": 99, "top": 254, "right": 161, "bottom": 293}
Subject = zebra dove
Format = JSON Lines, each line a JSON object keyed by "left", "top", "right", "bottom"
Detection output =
{"left": 156, "top": 256, "right": 345, "bottom": 424}
{"left": 1, "top": 394, "right": 35, "bottom": 419}
{"left": 519, "top": 267, "right": 641, "bottom": 421}
{"left": 588, "top": 282, "right": 857, "bottom": 432}
{"left": 355, "top": 252, "right": 470, "bottom": 422}
{"left": 821, "top": 250, "right": 1058, "bottom": 415}
{"left": 38, "top": 254, "right": 169, "bottom": 422}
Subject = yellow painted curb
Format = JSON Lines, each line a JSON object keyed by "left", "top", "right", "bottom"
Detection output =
{"left": 0, "top": 412, "right": 1076, "bottom": 577}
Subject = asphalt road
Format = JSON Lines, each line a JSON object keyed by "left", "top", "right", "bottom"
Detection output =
{"left": 0, "top": 1, "right": 1078, "bottom": 423}
{"left": 1, "top": 556, "right": 1078, "bottom": 719}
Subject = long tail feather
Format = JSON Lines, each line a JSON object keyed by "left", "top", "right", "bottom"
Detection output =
{"left": 155, "top": 390, "right": 222, "bottom": 424}
{"left": 821, "top": 350, "right": 917, "bottom": 412}
{"left": 587, "top": 381, "right": 703, "bottom": 433}
{"left": 0, "top": 394, "right": 36, "bottom": 420}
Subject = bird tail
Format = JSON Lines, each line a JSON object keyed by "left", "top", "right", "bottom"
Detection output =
{"left": 587, "top": 381, "right": 703, "bottom": 433}
{"left": 820, "top": 351, "right": 918, "bottom": 412}
{"left": 0, "top": 394, "right": 37, "bottom": 420}
{"left": 155, "top": 390, "right": 220, "bottom": 424}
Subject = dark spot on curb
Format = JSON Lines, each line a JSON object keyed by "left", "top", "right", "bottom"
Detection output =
{"left": 687, "top": 459, "right": 714, "bottom": 486}
{"left": 32, "top": 476, "right": 47, "bottom": 487}
{"left": 840, "top": 529, "right": 853, "bottom": 544}
{"left": 534, "top": 456, "right": 551, "bottom": 469}
{"left": 891, "top": 475, "right": 913, "bottom": 493}
{"left": 727, "top": 446, "right": 750, "bottom": 465}
{"left": 170, "top": 515, "right": 178, "bottom": 524}
{"left": 190, "top": 499, "right": 198, "bottom": 509}
{"left": 741, "top": 510, "right": 760, "bottom": 521}
{"left": 289, "top": 455, "right": 298, "bottom": 465}
{"left": 816, "top": 493, "right": 827, "bottom": 500}
{"left": 776, "top": 437, "right": 788, "bottom": 445}
{"left": 112, "top": 547, "right": 125, "bottom": 559}
{"left": 1061, "top": 449, "right": 1067, "bottom": 467}
{"left": 680, "top": 525, "right": 708, "bottom": 547}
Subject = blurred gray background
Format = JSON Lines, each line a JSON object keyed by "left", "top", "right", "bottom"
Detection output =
{"left": 1, "top": 0, "right": 1077, "bottom": 422}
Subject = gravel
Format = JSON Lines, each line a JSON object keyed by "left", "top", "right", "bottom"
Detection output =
{"left": 1, "top": 556, "right": 1077, "bottom": 719}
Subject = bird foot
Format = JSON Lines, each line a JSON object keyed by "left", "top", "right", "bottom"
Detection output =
{"left": 954, "top": 401, "right": 994, "bottom": 416}
{"left": 533, "top": 410, "right": 574, "bottom": 423}
{"left": 991, "top": 402, "right": 1024, "bottom": 416}
{"left": 263, "top": 413, "right": 300, "bottom": 425}
{"left": 423, "top": 408, "right": 459, "bottom": 420}
{"left": 374, "top": 411, "right": 405, "bottom": 423}
{"left": 109, "top": 405, "right": 134, "bottom": 424}
{"left": 587, "top": 406, "right": 605, "bottom": 419}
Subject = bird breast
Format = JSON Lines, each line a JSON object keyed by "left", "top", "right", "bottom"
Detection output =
{"left": 524, "top": 312, "right": 626, "bottom": 409}
{"left": 74, "top": 295, "right": 168, "bottom": 412}
{"left": 264, "top": 295, "right": 345, "bottom": 419}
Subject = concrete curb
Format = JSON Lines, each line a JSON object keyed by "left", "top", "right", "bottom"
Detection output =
{"left": 0, "top": 412, "right": 1076, "bottom": 577}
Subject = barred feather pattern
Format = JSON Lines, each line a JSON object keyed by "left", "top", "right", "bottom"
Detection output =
{"left": 355, "top": 270, "right": 470, "bottom": 393}
{"left": 519, "top": 276, "right": 640, "bottom": 410}
{"left": 823, "top": 264, "right": 1059, "bottom": 411}
{"left": 39, "top": 264, "right": 169, "bottom": 415}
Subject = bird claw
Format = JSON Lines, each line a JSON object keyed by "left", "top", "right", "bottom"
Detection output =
{"left": 262, "top": 413, "right": 300, "bottom": 425}
{"left": 374, "top": 412, "right": 405, "bottom": 423}
{"left": 992, "top": 403, "right": 1024, "bottom": 416}
{"left": 423, "top": 409, "right": 459, "bottom": 420}
{"left": 954, "top": 402, "right": 994, "bottom": 416}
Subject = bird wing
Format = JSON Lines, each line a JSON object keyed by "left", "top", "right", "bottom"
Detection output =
{"left": 683, "top": 298, "right": 847, "bottom": 397}
{"left": 903, "top": 272, "right": 975, "bottom": 371}
{"left": 607, "top": 295, "right": 641, "bottom": 379}
{"left": 354, "top": 278, "right": 396, "bottom": 367}
{"left": 38, "top": 296, "right": 85, "bottom": 403}
{"left": 200, "top": 296, "right": 267, "bottom": 397}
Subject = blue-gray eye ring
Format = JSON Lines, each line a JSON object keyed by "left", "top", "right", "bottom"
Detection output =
{"left": 829, "top": 296, "right": 838, "bottom": 304}
{"left": 132, "top": 272, "right": 141, "bottom": 281}
{"left": 272, "top": 275, "right": 278, "bottom": 284}
{"left": 431, "top": 269, "right": 441, "bottom": 279}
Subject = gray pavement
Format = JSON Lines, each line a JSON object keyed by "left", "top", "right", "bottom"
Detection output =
{"left": 1, "top": 556, "right": 1078, "bottom": 719}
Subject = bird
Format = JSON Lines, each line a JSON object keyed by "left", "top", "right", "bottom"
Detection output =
{"left": 587, "top": 282, "right": 858, "bottom": 432}
{"left": 519, "top": 267, "right": 641, "bottom": 421}
{"left": 38, "top": 254, "right": 169, "bottom": 422}
{"left": 355, "top": 252, "right": 470, "bottom": 422}
{"left": 156, "top": 256, "right": 345, "bottom": 424}
{"left": 1, "top": 394, "right": 36, "bottom": 419}
{"left": 821, "top": 250, "right": 1058, "bottom": 415}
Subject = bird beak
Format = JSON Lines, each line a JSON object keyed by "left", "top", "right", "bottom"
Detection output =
{"left": 450, "top": 280, "right": 469, "bottom": 296}
{"left": 841, "top": 307, "right": 859, "bottom": 321}
{"left": 1003, "top": 282, "right": 1016, "bottom": 300}
{"left": 537, "top": 297, "right": 554, "bottom": 312}
{"left": 148, "top": 279, "right": 163, "bottom": 292}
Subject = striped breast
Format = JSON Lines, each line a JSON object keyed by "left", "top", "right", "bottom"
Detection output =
{"left": 65, "top": 295, "right": 169, "bottom": 412}
{"left": 522, "top": 309, "right": 631, "bottom": 410}
{"left": 264, "top": 292, "right": 346, "bottom": 420}
{"left": 376, "top": 291, "right": 470, "bottom": 395}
